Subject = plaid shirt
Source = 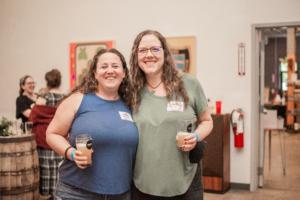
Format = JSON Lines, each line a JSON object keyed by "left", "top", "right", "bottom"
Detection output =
{"left": 43, "top": 92, "right": 64, "bottom": 107}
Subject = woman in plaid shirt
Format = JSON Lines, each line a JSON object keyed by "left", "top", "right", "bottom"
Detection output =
{"left": 30, "top": 69, "right": 64, "bottom": 199}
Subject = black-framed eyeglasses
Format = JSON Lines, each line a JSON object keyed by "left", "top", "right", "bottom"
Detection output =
{"left": 138, "top": 46, "right": 162, "bottom": 56}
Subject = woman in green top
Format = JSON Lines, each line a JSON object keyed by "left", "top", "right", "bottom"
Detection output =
{"left": 129, "top": 30, "right": 213, "bottom": 200}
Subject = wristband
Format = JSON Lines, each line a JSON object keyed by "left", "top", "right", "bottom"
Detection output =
{"left": 64, "top": 146, "right": 73, "bottom": 160}
{"left": 70, "top": 149, "right": 76, "bottom": 161}
{"left": 193, "top": 132, "right": 201, "bottom": 142}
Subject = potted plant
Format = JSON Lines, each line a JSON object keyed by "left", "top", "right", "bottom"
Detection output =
{"left": 0, "top": 117, "right": 13, "bottom": 136}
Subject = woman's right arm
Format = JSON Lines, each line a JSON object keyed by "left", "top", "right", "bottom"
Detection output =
{"left": 22, "top": 109, "right": 32, "bottom": 118}
{"left": 46, "top": 93, "right": 82, "bottom": 160}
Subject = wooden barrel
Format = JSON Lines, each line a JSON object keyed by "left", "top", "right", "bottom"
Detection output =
{"left": 0, "top": 135, "right": 39, "bottom": 200}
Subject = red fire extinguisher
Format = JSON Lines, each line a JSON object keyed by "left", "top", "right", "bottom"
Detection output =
{"left": 230, "top": 108, "right": 244, "bottom": 148}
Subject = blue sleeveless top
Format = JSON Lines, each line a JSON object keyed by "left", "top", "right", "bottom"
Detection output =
{"left": 59, "top": 93, "right": 138, "bottom": 195}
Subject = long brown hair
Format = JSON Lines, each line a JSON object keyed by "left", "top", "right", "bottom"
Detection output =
{"left": 129, "top": 30, "right": 189, "bottom": 112}
{"left": 19, "top": 75, "right": 32, "bottom": 96}
{"left": 68, "top": 48, "right": 132, "bottom": 107}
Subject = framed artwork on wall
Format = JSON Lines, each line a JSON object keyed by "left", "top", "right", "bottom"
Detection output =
{"left": 166, "top": 36, "right": 196, "bottom": 75}
{"left": 69, "top": 41, "right": 114, "bottom": 89}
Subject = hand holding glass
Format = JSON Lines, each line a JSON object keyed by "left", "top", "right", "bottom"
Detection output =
{"left": 176, "top": 120, "right": 193, "bottom": 148}
{"left": 75, "top": 134, "right": 93, "bottom": 165}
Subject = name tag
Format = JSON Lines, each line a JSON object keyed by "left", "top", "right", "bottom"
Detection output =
{"left": 119, "top": 111, "right": 133, "bottom": 122}
{"left": 167, "top": 101, "right": 184, "bottom": 112}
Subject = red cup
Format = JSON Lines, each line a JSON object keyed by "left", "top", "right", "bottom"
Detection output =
{"left": 216, "top": 101, "right": 222, "bottom": 114}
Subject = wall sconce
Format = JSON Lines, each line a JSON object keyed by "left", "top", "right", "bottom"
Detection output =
{"left": 238, "top": 43, "right": 246, "bottom": 76}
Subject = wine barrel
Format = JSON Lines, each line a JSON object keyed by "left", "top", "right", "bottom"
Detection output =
{"left": 0, "top": 135, "right": 39, "bottom": 200}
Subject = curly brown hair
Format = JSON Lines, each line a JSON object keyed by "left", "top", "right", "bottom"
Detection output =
{"left": 129, "top": 30, "right": 189, "bottom": 112}
{"left": 71, "top": 48, "right": 132, "bottom": 107}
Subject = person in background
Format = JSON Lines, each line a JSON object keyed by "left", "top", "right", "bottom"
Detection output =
{"left": 46, "top": 48, "right": 138, "bottom": 200}
{"left": 16, "top": 75, "right": 37, "bottom": 123}
{"left": 269, "top": 88, "right": 281, "bottom": 105}
{"left": 129, "top": 30, "right": 213, "bottom": 200}
{"left": 36, "top": 69, "right": 65, "bottom": 106}
{"left": 29, "top": 69, "right": 64, "bottom": 199}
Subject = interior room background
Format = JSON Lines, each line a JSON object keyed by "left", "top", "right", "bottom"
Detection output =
{"left": 1, "top": 0, "right": 299, "bottom": 191}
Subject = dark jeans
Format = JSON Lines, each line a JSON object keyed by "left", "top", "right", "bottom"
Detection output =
{"left": 132, "top": 164, "right": 203, "bottom": 200}
{"left": 54, "top": 181, "right": 131, "bottom": 200}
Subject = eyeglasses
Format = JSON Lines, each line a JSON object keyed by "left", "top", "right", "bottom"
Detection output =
{"left": 25, "top": 81, "right": 36, "bottom": 85}
{"left": 138, "top": 46, "right": 162, "bottom": 56}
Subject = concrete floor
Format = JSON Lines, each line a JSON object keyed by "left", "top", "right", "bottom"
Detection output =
{"left": 204, "top": 132, "right": 300, "bottom": 200}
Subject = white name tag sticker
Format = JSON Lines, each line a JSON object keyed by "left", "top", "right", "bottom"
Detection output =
{"left": 119, "top": 111, "right": 133, "bottom": 122}
{"left": 167, "top": 101, "right": 184, "bottom": 112}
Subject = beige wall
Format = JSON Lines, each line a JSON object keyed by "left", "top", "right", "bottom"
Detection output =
{"left": 1, "top": 0, "right": 300, "bottom": 188}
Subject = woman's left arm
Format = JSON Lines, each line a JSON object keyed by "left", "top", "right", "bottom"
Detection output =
{"left": 181, "top": 109, "right": 213, "bottom": 152}
{"left": 194, "top": 109, "right": 213, "bottom": 141}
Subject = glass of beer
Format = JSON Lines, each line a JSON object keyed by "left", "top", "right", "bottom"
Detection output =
{"left": 75, "top": 134, "right": 93, "bottom": 165}
{"left": 176, "top": 119, "right": 194, "bottom": 148}
{"left": 14, "top": 120, "right": 23, "bottom": 135}
{"left": 25, "top": 122, "right": 33, "bottom": 135}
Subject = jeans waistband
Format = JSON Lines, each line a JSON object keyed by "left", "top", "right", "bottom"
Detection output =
{"left": 55, "top": 180, "right": 131, "bottom": 200}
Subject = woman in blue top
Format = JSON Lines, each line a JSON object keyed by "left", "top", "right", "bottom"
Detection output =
{"left": 46, "top": 48, "right": 138, "bottom": 200}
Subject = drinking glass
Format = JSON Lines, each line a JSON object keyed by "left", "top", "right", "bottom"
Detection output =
{"left": 216, "top": 100, "right": 222, "bottom": 114}
{"left": 25, "top": 122, "right": 33, "bottom": 135}
{"left": 176, "top": 119, "right": 194, "bottom": 148}
{"left": 13, "top": 120, "right": 23, "bottom": 135}
{"left": 75, "top": 134, "right": 93, "bottom": 165}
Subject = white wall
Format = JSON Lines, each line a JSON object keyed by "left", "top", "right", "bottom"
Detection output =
{"left": 1, "top": 0, "right": 300, "bottom": 187}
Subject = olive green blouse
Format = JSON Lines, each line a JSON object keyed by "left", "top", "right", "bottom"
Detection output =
{"left": 133, "top": 73, "right": 208, "bottom": 196}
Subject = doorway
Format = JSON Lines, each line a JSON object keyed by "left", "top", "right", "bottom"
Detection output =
{"left": 252, "top": 22, "right": 300, "bottom": 190}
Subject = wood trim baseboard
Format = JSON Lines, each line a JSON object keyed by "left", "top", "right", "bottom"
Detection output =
{"left": 230, "top": 182, "right": 250, "bottom": 190}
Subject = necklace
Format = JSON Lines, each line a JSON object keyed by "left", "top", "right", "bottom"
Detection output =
{"left": 147, "top": 80, "right": 162, "bottom": 90}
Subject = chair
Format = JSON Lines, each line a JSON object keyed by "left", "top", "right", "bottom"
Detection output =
{"left": 262, "top": 109, "right": 286, "bottom": 175}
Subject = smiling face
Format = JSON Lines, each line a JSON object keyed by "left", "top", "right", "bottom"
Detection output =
{"left": 137, "top": 34, "right": 164, "bottom": 77}
{"left": 94, "top": 52, "right": 125, "bottom": 94}
{"left": 21, "top": 76, "right": 35, "bottom": 95}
